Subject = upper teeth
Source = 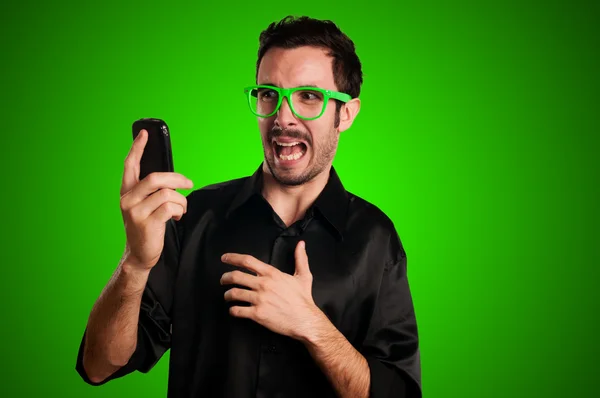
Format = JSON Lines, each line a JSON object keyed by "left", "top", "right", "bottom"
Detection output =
{"left": 275, "top": 141, "right": 300, "bottom": 147}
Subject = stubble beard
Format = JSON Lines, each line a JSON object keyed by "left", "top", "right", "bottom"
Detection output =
{"left": 264, "top": 126, "right": 339, "bottom": 187}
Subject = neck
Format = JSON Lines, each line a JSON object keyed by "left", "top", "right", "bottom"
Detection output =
{"left": 261, "top": 163, "right": 331, "bottom": 227}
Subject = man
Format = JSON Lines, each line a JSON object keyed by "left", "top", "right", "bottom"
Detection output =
{"left": 76, "top": 15, "right": 421, "bottom": 398}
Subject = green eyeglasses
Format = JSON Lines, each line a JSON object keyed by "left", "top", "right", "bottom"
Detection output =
{"left": 243, "top": 85, "right": 352, "bottom": 121}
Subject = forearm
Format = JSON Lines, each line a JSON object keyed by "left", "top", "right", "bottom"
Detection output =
{"left": 302, "top": 311, "right": 370, "bottom": 398}
{"left": 83, "top": 259, "right": 150, "bottom": 382}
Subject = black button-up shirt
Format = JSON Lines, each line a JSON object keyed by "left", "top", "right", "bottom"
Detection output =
{"left": 76, "top": 164, "right": 422, "bottom": 397}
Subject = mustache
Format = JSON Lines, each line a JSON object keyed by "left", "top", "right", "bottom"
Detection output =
{"left": 268, "top": 127, "right": 312, "bottom": 146}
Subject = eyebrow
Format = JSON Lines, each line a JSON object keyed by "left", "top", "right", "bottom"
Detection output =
{"left": 259, "top": 83, "right": 321, "bottom": 88}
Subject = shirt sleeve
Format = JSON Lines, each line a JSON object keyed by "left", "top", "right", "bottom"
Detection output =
{"left": 75, "top": 218, "right": 182, "bottom": 386}
{"left": 360, "top": 235, "right": 422, "bottom": 398}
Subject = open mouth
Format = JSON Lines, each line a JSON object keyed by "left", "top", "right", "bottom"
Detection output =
{"left": 272, "top": 140, "right": 308, "bottom": 162}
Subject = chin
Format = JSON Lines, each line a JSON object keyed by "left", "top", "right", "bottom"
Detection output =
{"left": 266, "top": 157, "right": 313, "bottom": 186}
{"left": 275, "top": 173, "right": 309, "bottom": 186}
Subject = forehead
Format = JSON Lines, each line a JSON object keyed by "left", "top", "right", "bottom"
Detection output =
{"left": 257, "top": 46, "right": 336, "bottom": 89}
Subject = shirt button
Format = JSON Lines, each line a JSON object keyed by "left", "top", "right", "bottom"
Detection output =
{"left": 265, "top": 344, "right": 277, "bottom": 353}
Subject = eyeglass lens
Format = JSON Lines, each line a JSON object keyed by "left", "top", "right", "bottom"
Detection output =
{"left": 250, "top": 88, "right": 325, "bottom": 118}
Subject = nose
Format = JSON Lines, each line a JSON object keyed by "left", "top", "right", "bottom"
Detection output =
{"left": 274, "top": 96, "right": 298, "bottom": 129}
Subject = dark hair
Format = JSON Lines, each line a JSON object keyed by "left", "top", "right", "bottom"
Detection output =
{"left": 256, "top": 15, "right": 363, "bottom": 107}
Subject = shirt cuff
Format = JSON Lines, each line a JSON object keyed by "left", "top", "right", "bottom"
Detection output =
{"left": 75, "top": 328, "right": 146, "bottom": 386}
{"left": 365, "top": 355, "right": 421, "bottom": 398}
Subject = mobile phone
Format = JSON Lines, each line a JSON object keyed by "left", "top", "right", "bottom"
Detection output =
{"left": 132, "top": 118, "right": 174, "bottom": 181}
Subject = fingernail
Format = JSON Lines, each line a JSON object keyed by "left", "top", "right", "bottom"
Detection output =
{"left": 221, "top": 254, "right": 228, "bottom": 262}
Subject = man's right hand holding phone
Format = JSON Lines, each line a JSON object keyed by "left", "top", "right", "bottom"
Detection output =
{"left": 81, "top": 127, "right": 193, "bottom": 383}
{"left": 119, "top": 128, "right": 193, "bottom": 271}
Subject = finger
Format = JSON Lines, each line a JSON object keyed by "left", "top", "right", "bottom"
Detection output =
{"left": 121, "top": 129, "right": 148, "bottom": 196}
{"left": 124, "top": 172, "right": 193, "bottom": 209}
{"left": 130, "top": 188, "right": 188, "bottom": 221}
{"left": 294, "top": 240, "right": 311, "bottom": 277}
{"left": 150, "top": 201, "right": 184, "bottom": 224}
{"left": 224, "top": 288, "right": 258, "bottom": 304}
{"left": 229, "top": 305, "right": 255, "bottom": 319}
{"left": 220, "top": 270, "right": 260, "bottom": 290}
{"left": 221, "top": 253, "right": 273, "bottom": 276}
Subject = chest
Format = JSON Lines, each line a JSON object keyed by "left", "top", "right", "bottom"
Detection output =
{"left": 174, "top": 212, "right": 380, "bottom": 343}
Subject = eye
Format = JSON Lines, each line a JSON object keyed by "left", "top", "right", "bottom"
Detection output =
{"left": 257, "top": 89, "right": 277, "bottom": 101}
{"left": 300, "top": 91, "right": 317, "bottom": 100}
{"left": 297, "top": 90, "right": 323, "bottom": 102}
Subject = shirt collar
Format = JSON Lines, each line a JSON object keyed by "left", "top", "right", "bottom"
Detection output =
{"left": 225, "top": 163, "right": 348, "bottom": 240}
{"left": 311, "top": 165, "right": 348, "bottom": 241}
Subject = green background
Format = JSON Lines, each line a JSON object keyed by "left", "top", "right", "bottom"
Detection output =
{"left": 1, "top": 0, "right": 598, "bottom": 397}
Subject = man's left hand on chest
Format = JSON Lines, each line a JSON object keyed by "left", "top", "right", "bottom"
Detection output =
{"left": 220, "top": 241, "right": 329, "bottom": 341}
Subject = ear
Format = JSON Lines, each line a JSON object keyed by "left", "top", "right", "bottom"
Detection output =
{"left": 337, "top": 98, "right": 361, "bottom": 133}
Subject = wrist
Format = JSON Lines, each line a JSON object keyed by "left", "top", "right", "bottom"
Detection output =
{"left": 298, "top": 306, "right": 333, "bottom": 347}
{"left": 119, "top": 260, "right": 151, "bottom": 294}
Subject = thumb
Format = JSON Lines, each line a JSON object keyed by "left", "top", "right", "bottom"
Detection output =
{"left": 294, "top": 240, "right": 310, "bottom": 277}
{"left": 121, "top": 129, "right": 148, "bottom": 196}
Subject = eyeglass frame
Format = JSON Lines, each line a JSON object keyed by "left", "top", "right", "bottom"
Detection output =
{"left": 243, "top": 84, "right": 352, "bottom": 121}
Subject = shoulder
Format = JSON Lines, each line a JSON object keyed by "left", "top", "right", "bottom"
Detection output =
{"left": 347, "top": 191, "right": 394, "bottom": 226}
{"left": 345, "top": 191, "right": 406, "bottom": 264}
{"left": 346, "top": 191, "right": 397, "bottom": 234}
{"left": 183, "top": 175, "right": 248, "bottom": 218}
{"left": 189, "top": 176, "right": 247, "bottom": 199}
